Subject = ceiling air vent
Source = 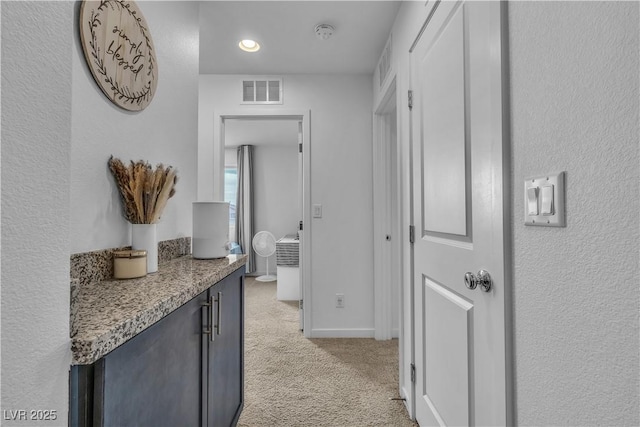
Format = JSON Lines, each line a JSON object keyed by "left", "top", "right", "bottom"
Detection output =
{"left": 378, "top": 34, "right": 392, "bottom": 88}
{"left": 241, "top": 78, "right": 283, "bottom": 104}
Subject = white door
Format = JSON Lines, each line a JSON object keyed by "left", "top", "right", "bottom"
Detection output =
{"left": 410, "top": 1, "right": 510, "bottom": 426}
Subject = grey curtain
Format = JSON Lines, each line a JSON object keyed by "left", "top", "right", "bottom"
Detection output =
{"left": 236, "top": 145, "right": 255, "bottom": 273}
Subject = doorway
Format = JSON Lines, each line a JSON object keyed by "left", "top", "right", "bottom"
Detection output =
{"left": 374, "top": 78, "right": 401, "bottom": 342}
{"left": 373, "top": 77, "right": 413, "bottom": 415}
{"left": 214, "top": 110, "right": 312, "bottom": 335}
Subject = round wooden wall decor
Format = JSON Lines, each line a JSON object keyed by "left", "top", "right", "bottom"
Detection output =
{"left": 79, "top": 0, "right": 158, "bottom": 111}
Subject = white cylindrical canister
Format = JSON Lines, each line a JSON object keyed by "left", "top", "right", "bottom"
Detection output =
{"left": 192, "top": 201, "right": 230, "bottom": 259}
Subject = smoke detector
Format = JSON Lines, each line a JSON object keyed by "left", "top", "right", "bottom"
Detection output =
{"left": 314, "top": 24, "right": 334, "bottom": 40}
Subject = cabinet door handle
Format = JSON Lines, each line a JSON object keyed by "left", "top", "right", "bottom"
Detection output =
{"left": 215, "top": 292, "right": 222, "bottom": 336}
{"left": 202, "top": 299, "right": 212, "bottom": 338}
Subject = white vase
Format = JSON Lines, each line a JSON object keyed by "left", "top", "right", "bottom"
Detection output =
{"left": 131, "top": 223, "right": 158, "bottom": 273}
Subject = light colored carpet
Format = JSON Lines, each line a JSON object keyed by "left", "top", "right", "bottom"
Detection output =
{"left": 238, "top": 278, "right": 417, "bottom": 427}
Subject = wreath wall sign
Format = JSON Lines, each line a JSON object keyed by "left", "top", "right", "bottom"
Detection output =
{"left": 80, "top": 0, "right": 158, "bottom": 111}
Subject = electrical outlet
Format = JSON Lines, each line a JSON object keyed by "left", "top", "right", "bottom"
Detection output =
{"left": 335, "top": 293, "right": 345, "bottom": 308}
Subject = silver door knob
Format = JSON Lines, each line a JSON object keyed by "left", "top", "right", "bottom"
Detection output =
{"left": 464, "top": 272, "right": 477, "bottom": 290}
{"left": 464, "top": 270, "right": 492, "bottom": 292}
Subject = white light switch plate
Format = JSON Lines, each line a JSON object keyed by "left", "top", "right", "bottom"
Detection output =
{"left": 313, "top": 204, "right": 322, "bottom": 218}
{"left": 524, "top": 172, "right": 565, "bottom": 227}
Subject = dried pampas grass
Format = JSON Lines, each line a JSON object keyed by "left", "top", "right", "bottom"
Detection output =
{"left": 108, "top": 156, "right": 178, "bottom": 224}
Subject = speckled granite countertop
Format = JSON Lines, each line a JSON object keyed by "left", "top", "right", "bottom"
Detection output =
{"left": 71, "top": 255, "right": 246, "bottom": 365}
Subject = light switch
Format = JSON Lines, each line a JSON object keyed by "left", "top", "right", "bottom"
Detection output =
{"left": 541, "top": 184, "right": 554, "bottom": 215}
{"left": 524, "top": 172, "right": 565, "bottom": 227}
{"left": 526, "top": 187, "right": 539, "bottom": 215}
{"left": 313, "top": 204, "right": 322, "bottom": 218}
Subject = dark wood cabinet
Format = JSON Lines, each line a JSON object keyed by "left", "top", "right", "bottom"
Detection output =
{"left": 206, "top": 270, "right": 244, "bottom": 427}
{"left": 70, "top": 267, "right": 244, "bottom": 427}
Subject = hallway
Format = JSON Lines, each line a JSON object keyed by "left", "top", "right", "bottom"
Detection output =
{"left": 238, "top": 278, "right": 416, "bottom": 426}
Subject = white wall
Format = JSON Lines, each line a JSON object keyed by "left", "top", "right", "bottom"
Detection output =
{"left": 70, "top": 1, "right": 199, "bottom": 253}
{"left": 200, "top": 74, "right": 375, "bottom": 336}
{"left": 508, "top": 2, "right": 639, "bottom": 425}
{"left": 252, "top": 145, "right": 299, "bottom": 275}
{"left": 382, "top": 1, "right": 639, "bottom": 424}
{"left": 225, "top": 148, "right": 237, "bottom": 167}
{"left": 1, "top": 2, "right": 200, "bottom": 425}
{"left": 1, "top": 2, "right": 73, "bottom": 425}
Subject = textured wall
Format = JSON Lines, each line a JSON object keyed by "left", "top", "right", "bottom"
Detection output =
{"left": 2, "top": 1, "right": 200, "bottom": 424}
{"left": 70, "top": 1, "right": 200, "bottom": 253}
{"left": 199, "top": 74, "right": 375, "bottom": 336}
{"left": 509, "top": 2, "right": 639, "bottom": 425}
{"left": 1, "top": 2, "right": 73, "bottom": 425}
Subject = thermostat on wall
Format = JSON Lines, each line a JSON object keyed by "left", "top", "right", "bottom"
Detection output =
{"left": 524, "top": 172, "right": 566, "bottom": 227}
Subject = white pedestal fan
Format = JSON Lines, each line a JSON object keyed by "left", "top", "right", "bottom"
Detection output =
{"left": 252, "top": 231, "right": 277, "bottom": 282}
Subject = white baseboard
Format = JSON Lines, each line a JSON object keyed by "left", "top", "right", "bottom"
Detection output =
{"left": 309, "top": 328, "right": 375, "bottom": 338}
{"left": 401, "top": 385, "right": 414, "bottom": 419}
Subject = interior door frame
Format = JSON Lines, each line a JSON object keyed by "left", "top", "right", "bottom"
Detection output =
{"left": 212, "top": 109, "right": 312, "bottom": 337}
{"left": 374, "top": 76, "right": 416, "bottom": 417}
{"left": 373, "top": 77, "right": 401, "bottom": 342}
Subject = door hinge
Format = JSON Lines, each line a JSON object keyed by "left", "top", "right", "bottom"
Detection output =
{"left": 299, "top": 299, "right": 303, "bottom": 310}
{"left": 299, "top": 143, "right": 303, "bottom": 153}
{"left": 408, "top": 90, "right": 413, "bottom": 110}
{"left": 299, "top": 221, "right": 303, "bottom": 231}
{"left": 409, "top": 225, "right": 415, "bottom": 244}
{"left": 410, "top": 363, "right": 416, "bottom": 383}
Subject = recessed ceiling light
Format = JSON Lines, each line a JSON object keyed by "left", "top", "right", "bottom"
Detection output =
{"left": 239, "top": 39, "right": 260, "bottom": 52}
